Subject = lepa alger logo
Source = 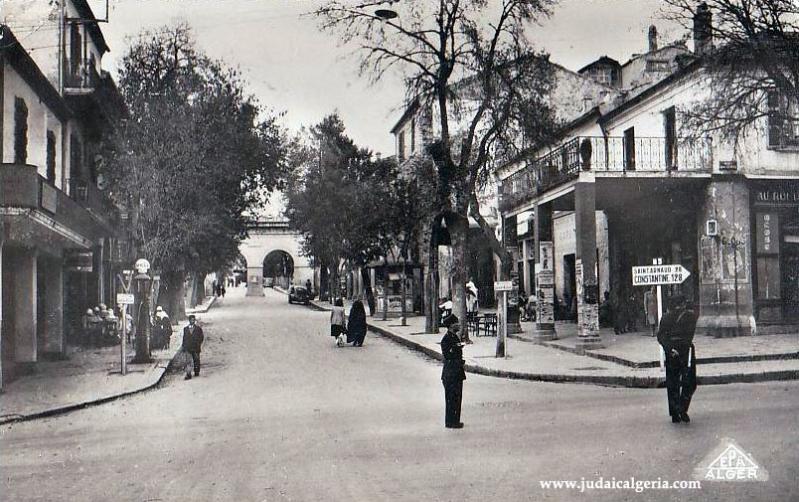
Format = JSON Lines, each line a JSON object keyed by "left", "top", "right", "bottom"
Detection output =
{"left": 693, "top": 437, "right": 769, "bottom": 482}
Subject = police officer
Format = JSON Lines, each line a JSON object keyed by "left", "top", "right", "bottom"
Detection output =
{"left": 440, "top": 314, "right": 466, "bottom": 429}
{"left": 656, "top": 295, "right": 697, "bottom": 423}
{"left": 182, "top": 315, "right": 205, "bottom": 380}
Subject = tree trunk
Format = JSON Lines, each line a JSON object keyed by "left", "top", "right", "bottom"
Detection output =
{"left": 382, "top": 273, "right": 388, "bottom": 321}
{"left": 189, "top": 273, "right": 204, "bottom": 308}
{"left": 450, "top": 214, "right": 470, "bottom": 342}
{"left": 158, "top": 269, "right": 187, "bottom": 322}
{"left": 401, "top": 255, "right": 408, "bottom": 326}
{"left": 425, "top": 224, "right": 439, "bottom": 333}
{"left": 360, "top": 266, "right": 374, "bottom": 316}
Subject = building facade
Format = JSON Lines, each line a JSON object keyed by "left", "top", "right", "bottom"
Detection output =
{"left": 498, "top": 10, "right": 799, "bottom": 349}
{"left": 0, "top": 1, "right": 126, "bottom": 387}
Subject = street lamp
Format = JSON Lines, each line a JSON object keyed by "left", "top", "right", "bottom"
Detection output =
{"left": 131, "top": 258, "right": 153, "bottom": 363}
{"left": 355, "top": 0, "right": 399, "bottom": 20}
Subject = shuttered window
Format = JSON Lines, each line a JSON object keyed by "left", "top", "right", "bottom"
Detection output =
{"left": 14, "top": 98, "right": 28, "bottom": 164}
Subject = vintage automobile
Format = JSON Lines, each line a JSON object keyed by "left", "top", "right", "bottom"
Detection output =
{"left": 288, "top": 285, "right": 311, "bottom": 305}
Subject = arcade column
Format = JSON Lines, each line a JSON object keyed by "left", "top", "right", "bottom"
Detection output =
{"left": 42, "top": 256, "right": 64, "bottom": 356}
{"left": 533, "top": 201, "right": 557, "bottom": 340}
{"left": 695, "top": 178, "right": 753, "bottom": 337}
{"left": 14, "top": 248, "right": 38, "bottom": 367}
{"left": 574, "top": 182, "right": 604, "bottom": 351}
{"left": 246, "top": 266, "right": 265, "bottom": 296}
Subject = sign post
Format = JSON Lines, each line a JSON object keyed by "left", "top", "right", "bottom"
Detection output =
{"left": 632, "top": 260, "right": 691, "bottom": 371}
{"left": 494, "top": 280, "right": 514, "bottom": 358}
{"left": 116, "top": 292, "right": 134, "bottom": 375}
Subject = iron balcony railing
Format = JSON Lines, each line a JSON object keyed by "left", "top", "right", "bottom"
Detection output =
{"left": 500, "top": 136, "right": 712, "bottom": 211}
{"left": 64, "top": 60, "right": 101, "bottom": 90}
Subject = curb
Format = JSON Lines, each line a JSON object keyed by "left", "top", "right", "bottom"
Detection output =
{"left": 0, "top": 350, "right": 185, "bottom": 426}
{"left": 310, "top": 300, "right": 799, "bottom": 388}
{"left": 187, "top": 295, "right": 218, "bottom": 315}
{"left": 513, "top": 334, "right": 799, "bottom": 369}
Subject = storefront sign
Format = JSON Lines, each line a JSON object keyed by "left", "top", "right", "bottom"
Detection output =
{"left": 755, "top": 187, "right": 799, "bottom": 205}
{"left": 756, "top": 212, "right": 779, "bottom": 254}
{"left": 65, "top": 250, "right": 93, "bottom": 272}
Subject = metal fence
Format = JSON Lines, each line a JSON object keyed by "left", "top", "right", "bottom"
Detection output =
{"left": 500, "top": 136, "right": 712, "bottom": 211}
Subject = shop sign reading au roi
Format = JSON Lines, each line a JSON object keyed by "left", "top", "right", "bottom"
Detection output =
{"left": 755, "top": 189, "right": 799, "bottom": 204}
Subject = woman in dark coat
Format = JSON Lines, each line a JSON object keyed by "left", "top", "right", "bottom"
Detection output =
{"left": 347, "top": 300, "right": 368, "bottom": 347}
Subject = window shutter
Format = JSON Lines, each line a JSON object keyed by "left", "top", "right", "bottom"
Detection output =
{"left": 767, "top": 90, "right": 783, "bottom": 148}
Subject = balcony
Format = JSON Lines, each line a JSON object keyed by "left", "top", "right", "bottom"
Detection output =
{"left": 499, "top": 136, "right": 712, "bottom": 212}
{"left": 67, "top": 178, "right": 118, "bottom": 228}
{"left": 64, "top": 60, "right": 101, "bottom": 90}
{"left": 63, "top": 63, "right": 126, "bottom": 137}
{"left": 1, "top": 164, "right": 117, "bottom": 246}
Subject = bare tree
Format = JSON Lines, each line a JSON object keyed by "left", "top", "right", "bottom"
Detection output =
{"left": 316, "top": 0, "right": 556, "bottom": 340}
{"left": 663, "top": 0, "right": 799, "bottom": 147}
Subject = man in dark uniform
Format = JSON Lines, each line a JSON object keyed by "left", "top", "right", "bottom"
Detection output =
{"left": 440, "top": 314, "right": 466, "bottom": 429}
{"left": 182, "top": 315, "right": 205, "bottom": 380}
{"left": 656, "top": 295, "right": 697, "bottom": 423}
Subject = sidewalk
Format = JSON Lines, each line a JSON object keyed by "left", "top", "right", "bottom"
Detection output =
{"left": 309, "top": 297, "right": 799, "bottom": 388}
{"left": 0, "top": 295, "right": 219, "bottom": 425}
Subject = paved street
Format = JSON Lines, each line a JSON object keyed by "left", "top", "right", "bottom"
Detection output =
{"left": 2, "top": 287, "right": 798, "bottom": 502}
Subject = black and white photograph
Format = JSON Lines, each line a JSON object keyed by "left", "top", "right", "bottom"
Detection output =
{"left": 1, "top": 0, "right": 798, "bottom": 500}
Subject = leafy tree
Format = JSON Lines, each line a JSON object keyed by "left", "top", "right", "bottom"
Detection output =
{"left": 285, "top": 114, "right": 390, "bottom": 303}
{"left": 103, "top": 24, "right": 288, "bottom": 322}
{"left": 664, "top": 0, "right": 799, "bottom": 145}
{"left": 381, "top": 156, "right": 439, "bottom": 325}
{"left": 316, "top": 1, "right": 557, "bottom": 340}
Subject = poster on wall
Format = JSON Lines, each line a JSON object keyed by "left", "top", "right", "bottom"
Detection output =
{"left": 720, "top": 234, "right": 749, "bottom": 283}
{"left": 539, "top": 241, "right": 553, "bottom": 272}
{"left": 536, "top": 268, "right": 555, "bottom": 324}
{"left": 700, "top": 236, "right": 718, "bottom": 284}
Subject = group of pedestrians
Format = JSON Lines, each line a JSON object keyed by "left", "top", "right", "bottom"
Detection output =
{"left": 321, "top": 288, "right": 697, "bottom": 429}
{"left": 329, "top": 298, "right": 368, "bottom": 347}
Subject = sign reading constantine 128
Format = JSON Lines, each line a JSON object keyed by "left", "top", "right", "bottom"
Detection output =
{"left": 632, "top": 264, "right": 691, "bottom": 286}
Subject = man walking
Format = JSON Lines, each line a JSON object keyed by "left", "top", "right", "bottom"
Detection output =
{"left": 440, "top": 314, "right": 466, "bottom": 429}
{"left": 656, "top": 295, "right": 697, "bottom": 423}
{"left": 182, "top": 315, "right": 205, "bottom": 380}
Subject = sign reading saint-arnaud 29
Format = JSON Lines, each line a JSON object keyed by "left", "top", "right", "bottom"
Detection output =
{"left": 632, "top": 264, "right": 691, "bottom": 286}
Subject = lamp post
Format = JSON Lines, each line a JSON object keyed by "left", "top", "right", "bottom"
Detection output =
{"left": 131, "top": 258, "right": 153, "bottom": 364}
{"left": 354, "top": 0, "right": 399, "bottom": 19}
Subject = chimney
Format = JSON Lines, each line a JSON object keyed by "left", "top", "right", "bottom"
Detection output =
{"left": 648, "top": 25, "right": 658, "bottom": 52}
{"left": 693, "top": 2, "right": 712, "bottom": 56}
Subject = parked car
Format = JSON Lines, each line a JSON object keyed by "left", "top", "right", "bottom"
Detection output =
{"left": 288, "top": 286, "right": 311, "bottom": 305}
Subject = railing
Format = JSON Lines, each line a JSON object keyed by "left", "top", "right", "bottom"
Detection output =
{"left": 67, "top": 178, "right": 118, "bottom": 226}
{"left": 1, "top": 164, "right": 109, "bottom": 240}
{"left": 499, "top": 136, "right": 712, "bottom": 211}
{"left": 64, "top": 60, "right": 101, "bottom": 90}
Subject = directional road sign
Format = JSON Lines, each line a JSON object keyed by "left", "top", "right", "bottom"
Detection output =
{"left": 116, "top": 293, "right": 135, "bottom": 305}
{"left": 632, "top": 264, "right": 691, "bottom": 286}
{"left": 494, "top": 280, "right": 515, "bottom": 292}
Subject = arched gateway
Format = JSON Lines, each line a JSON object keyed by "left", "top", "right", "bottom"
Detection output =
{"left": 239, "top": 219, "right": 312, "bottom": 296}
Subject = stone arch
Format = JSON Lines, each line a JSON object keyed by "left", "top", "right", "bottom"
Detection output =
{"left": 262, "top": 250, "right": 294, "bottom": 289}
{"left": 239, "top": 220, "right": 312, "bottom": 296}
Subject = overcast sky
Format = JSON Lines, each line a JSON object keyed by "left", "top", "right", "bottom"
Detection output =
{"left": 95, "top": 0, "right": 686, "bottom": 156}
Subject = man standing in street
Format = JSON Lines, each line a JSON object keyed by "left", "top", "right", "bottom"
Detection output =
{"left": 656, "top": 295, "right": 697, "bottom": 423}
{"left": 182, "top": 315, "right": 205, "bottom": 380}
{"left": 440, "top": 314, "right": 466, "bottom": 429}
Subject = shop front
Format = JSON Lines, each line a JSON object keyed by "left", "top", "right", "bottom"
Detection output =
{"left": 374, "top": 267, "right": 418, "bottom": 317}
{"left": 751, "top": 181, "right": 799, "bottom": 325}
